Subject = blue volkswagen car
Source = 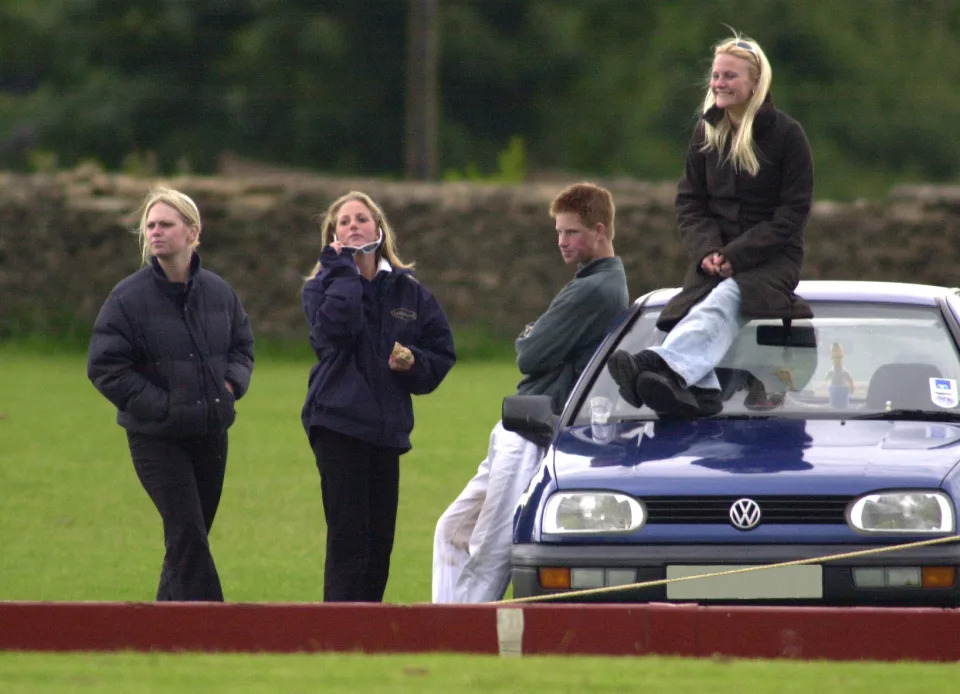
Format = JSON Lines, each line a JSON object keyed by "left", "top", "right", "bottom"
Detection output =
{"left": 504, "top": 281, "right": 960, "bottom": 605}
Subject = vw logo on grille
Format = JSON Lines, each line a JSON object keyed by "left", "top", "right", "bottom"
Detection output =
{"left": 729, "top": 498, "right": 762, "bottom": 530}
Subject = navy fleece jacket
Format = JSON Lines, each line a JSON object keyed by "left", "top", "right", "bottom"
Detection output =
{"left": 300, "top": 247, "right": 455, "bottom": 452}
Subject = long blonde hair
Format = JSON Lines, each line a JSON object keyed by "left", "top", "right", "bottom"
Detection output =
{"left": 136, "top": 187, "right": 202, "bottom": 265}
{"left": 306, "top": 191, "right": 412, "bottom": 279}
{"left": 699, "top": 34, "right": 772, "bottom": 176}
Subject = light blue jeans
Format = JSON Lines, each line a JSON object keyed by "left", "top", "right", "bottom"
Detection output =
{"left": 650, "top": 278, "right": 746, "bottom": 391}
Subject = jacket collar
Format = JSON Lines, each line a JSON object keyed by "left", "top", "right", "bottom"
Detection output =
{"left": 576, "top": 256, "right": 622, "bottom": 277}
{"left": 150, "top": 252, "right": 200, "bottom": 295}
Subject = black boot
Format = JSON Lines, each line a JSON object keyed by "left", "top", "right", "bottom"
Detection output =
{"left": 635, "top": 367, "right": 701, "bottom": 418}
{"left": 690, "top": 386, "right": 723, "bottom": 416}
{"left": 607, "top": 349, "right": 671, "bottom": 408}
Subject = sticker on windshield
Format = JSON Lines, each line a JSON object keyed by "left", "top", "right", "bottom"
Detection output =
{"left": 930, "top": 378, "right": 958, "bottom": 409}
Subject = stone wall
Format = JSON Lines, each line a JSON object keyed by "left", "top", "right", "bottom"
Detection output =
{"left": 1, "top": 168, "right": 959, "bottom": 342}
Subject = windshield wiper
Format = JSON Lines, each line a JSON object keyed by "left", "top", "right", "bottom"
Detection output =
{"left": 848, "top": 409, "right": 960, "bottom": 422}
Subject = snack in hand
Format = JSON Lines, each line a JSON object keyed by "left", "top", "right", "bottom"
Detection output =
{"left": 391, "top": 341, "right": 414, "bottom": 366}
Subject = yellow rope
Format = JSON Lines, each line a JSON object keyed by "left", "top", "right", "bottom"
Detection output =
{"left": 494, "top": 533, "right": 960, "bottom": 604}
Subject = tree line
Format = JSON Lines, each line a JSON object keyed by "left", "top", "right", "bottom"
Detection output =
{"left": 1, "top": 0, "right": 959, "bottom": 200}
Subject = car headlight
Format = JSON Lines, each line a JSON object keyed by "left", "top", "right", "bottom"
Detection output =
{"left": 543, "top": 492, "right": 645, "bottom": 534}
{"left": 848, "top": 491, "right": 955, "bottom": 533}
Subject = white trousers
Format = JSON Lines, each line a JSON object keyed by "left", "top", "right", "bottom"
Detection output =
{"left": 432, "top": 421, "right": 543, "bottom": 603}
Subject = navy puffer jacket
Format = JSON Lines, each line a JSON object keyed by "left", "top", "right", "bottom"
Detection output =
{"left": 88, "top": 254, "right": 255, "bottom": 438}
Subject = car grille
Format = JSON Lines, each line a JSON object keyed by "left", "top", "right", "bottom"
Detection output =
{"left": 643, "top": 496, "right": 851, "bottom": 524}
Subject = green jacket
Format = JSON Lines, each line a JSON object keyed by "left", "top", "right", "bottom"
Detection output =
{"left": 514, "top": 256, "right": 629, "bottom": 412}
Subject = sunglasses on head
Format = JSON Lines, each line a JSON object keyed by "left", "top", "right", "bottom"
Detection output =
{"left": 735, "top": 40, "right": 757, "bottom": 54}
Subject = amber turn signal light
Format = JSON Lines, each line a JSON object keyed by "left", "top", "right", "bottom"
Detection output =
{"left": 538, "top": 567, "right": 571, "bottom": 590}
{"left": 922, "top": 566, "right": 956, "bottom": 588}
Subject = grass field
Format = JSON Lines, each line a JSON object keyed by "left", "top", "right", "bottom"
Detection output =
{"left": 0, "top": 341, "right": 518, "bottom": 603}
{"left": 2, "top": 651, "right": 957, "bottom": 693}
{"left": 3, "top": 341, "right": 959, "bottom": 690}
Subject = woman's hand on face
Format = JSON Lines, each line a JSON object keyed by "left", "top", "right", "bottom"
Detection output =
{"left": 330, "top": 240, "right": 345, "bottom": 255}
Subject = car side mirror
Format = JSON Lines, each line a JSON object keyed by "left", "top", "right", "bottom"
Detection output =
{"left": 756, "top": 324, "right": 817, "bottom": 348}
{"left": 502, "top": 395, "right": 557, "bottom": 448}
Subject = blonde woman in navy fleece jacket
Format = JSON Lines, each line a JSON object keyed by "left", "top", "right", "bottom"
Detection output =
{"left": 301, "top": 191, "right": 455, "bottom": 602}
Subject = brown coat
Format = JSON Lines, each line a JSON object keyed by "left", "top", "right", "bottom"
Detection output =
{"left": 656, "top": 100, "right": 814, "bottom": 332}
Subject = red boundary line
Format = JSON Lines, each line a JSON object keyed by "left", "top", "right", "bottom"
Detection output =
{"left": 2, "top": 602, "right": 960, "bottom": 661}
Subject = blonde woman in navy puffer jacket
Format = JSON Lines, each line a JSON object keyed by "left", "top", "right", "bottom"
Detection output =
{"left": 88, "top": 187, "right": 254, "bottom": 602}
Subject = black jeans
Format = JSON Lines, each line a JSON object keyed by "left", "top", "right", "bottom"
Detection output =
{"left": 310, "top": 427, "right": 401, "bottom": 602}
{"left": 126, "top": 431, "right": 228, "bottom": 601}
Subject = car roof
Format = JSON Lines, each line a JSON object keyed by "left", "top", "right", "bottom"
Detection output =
{"left": 638, "top": 280, "right": 960, "bottom": 308}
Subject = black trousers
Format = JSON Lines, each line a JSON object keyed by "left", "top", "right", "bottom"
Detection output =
{"left": 126, "top": 431, "right": 228, "bottom": 601}
{"left": 309, "top": 427, "right": 401, "bottom": 602}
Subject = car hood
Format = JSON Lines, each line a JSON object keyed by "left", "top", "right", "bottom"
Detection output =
{"left": 552, "top": 419, "right": 960, "bottom": 496}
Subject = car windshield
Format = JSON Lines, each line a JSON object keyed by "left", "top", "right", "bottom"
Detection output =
{"left": 574, "top": 301, "right": 960, "bottom": 424}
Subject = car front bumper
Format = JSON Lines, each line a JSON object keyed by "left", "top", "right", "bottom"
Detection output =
{"left": 511, "top": 541, "right": 960, "bottom": 606}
